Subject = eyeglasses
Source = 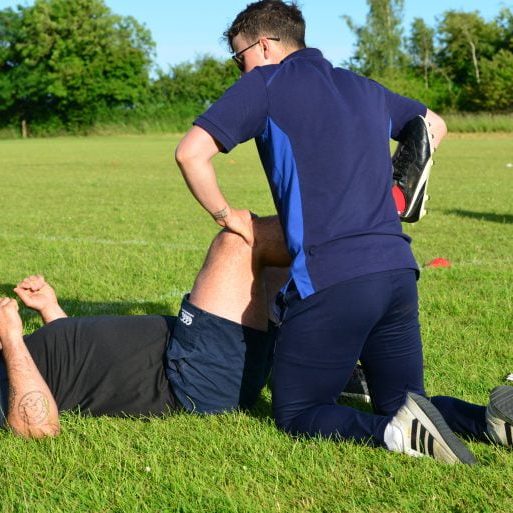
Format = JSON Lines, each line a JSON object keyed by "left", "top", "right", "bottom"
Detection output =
{"left": 232, "top": 37, "right": 280, "bottom": 71}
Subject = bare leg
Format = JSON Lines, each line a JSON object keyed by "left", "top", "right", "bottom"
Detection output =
{"left": 189, "top": 216, "right": 290, "bottom": 330}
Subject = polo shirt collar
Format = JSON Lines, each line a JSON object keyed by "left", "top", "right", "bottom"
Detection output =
{"left": 281, "top": 47, "right": 323, "bottom": 63}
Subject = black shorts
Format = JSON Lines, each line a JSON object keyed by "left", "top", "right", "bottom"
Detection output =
{"left": 23, "top": 315, "right": 178, "bottom": 418}
{"left": 166, "top": 296, "right": 276, "bottom": 414}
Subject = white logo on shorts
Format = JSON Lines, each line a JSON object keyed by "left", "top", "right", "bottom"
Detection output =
{"left": 180, "top": 308, "right": 194, "bottom": 326}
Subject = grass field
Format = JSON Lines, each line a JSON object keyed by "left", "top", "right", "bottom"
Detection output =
{"left": 0, "top": 133, "right": 512, "bottom": 512}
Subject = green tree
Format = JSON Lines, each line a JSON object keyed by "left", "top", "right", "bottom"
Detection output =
{"left": 436, "top": 11, "right": 501, "bottom": 87}
{"left": 343, "top": 0, "right": 406, "bottom": 76}
{"left": 153, "top": 56, "right": 239, "bottom": 112}
{"left": 472, "top": 50, "right": 513, "bottom": 111}
{"left": 408, "top": 18, "right": 435, "bottom": 88}
{"left": 0, "top": 0, "right": 155, "bottom": 132}
{"left": 435, "top": 9, "right": 513, "bottom": 110}
{"left": 0, "top": 8, "right": 21, "bottom": 112}
{"left": 495, "top": 8, "right": 513, "bottom": 53}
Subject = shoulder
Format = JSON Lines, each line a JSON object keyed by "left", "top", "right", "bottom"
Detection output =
{"left": 250, "top": 65, "right": 282, "bottom": 87}
{"left": 336, "top": 67, "right": 382, "bottom": 89}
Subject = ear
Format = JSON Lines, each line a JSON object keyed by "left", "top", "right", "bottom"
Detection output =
{"left": 260, "top": 37, "right": 272, "bottom": 59}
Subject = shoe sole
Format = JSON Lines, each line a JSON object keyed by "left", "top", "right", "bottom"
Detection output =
{"left": 402, "top": 159, "right": 433, "bottom": 220}
{"left": 488, "top": 386, "right": 513, "bottom": 424}
{"left": 401, "top": 116, "right": 433, "bottom": 221}
{"left": 406, "top": 392, "right": 477, "bottom": 465}
{"left": 487, "top": 386, "right": 513, "bottom": 445}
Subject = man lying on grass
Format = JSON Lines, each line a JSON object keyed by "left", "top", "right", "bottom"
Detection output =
{"left": 0, "top": 216, "right": 289, "bottom": 438}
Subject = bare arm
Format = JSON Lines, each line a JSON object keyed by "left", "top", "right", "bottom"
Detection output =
{"left": 175, "top": 126, "right": 255, "bottom": 246}
{"left": 14, "top": 275, "right": 67, "bottom": 324}
{"left": 0, "top": 298, "right": 60, "bottom": 438}
{"left": 424, "top": 108, "right": 447, "bottom": 150}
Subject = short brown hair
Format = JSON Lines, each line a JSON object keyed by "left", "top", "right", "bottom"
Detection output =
{"left": 224, "top": 1, "right": 306, "bottom": 51}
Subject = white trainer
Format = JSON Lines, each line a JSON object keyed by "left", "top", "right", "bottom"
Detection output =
{"left": 385, "top": 392, "right": 477, "bottom": 464}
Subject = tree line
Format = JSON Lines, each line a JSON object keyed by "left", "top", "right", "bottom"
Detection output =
{"left": 0, "top": 0, "right": 511, "bottom": 136}
{"left": 344, "top": 0, "right": 513, "bottom": 112}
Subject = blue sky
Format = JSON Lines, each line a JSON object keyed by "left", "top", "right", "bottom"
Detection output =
{"left": 1, "top": 0, "right": 511, "bottom": 70}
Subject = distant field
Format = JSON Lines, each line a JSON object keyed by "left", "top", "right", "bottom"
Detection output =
{"left": 444, "top": 113, "right": 513, "bottom": 133}
{"left": 0, "top": 112, "right": 512, "bottom": 140}
{"left": 0, "top": 133, "right": 512, "bottom": 512}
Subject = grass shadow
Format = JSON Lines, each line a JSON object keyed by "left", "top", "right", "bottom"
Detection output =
{"left": 57, "top": 298, "right": 176, "bottom": 317}
{"left": 0, "top": 283, "right": 16, "bottom": 297}
{"left": 248, "top": 390, "right": 376, "bottom": 423}
{"left": 445, "top": 209, "right": 513, "bottom": 224}
{"left": 0, "top": 283, "right": 176, "bottom": 320}
{"left": 246, "top": 392, "right": 273, "bottom": 421}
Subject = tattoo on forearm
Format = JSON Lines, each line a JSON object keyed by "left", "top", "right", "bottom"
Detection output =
{"left": 212, "top": 207, "right": 228, "bottom": 220}
{"left": 18, "top": 391, "right": 50, "bottom": 425}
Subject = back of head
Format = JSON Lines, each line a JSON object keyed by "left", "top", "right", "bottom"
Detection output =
{"left": 224, "top": 0, "right": 306, "bottom": 51}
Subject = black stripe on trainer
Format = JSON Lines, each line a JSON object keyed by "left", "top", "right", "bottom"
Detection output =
{"left": 428, "top": 433, "right": 435, "bottom": 457}
{"left": 407, "top": 392, "right": 477, "bottom": 465}
{"left": 411, "top": 418, "right": 419, "bottom": 451}
{"left": 419, "top": 425, "right": 427, "bottom": 454}
{"left": 506, "top": 423, "right": 513, "bottom": 445}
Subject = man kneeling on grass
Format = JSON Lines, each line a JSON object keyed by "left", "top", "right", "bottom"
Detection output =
{"left": 175, "top": 0, "right": 513, "bottom": 465}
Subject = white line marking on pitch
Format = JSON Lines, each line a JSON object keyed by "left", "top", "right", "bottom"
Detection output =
{"left": 0, "top": 233, "right": 204, "bottom": 251}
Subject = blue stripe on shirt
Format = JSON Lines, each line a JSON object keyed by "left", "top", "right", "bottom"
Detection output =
{"left": 258, "top": 118, "right": 315, "bottom": 297}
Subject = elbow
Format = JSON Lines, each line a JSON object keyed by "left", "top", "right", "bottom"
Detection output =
{"left": 425, "top": 109, "right": 447, "bottom": 145}
{"left": 30, "top": 425, "right": 60, "bottom": 439}
{"left": 174, "top": 141, "right": 187, "bottom": 168}
{"left": 174, "top": 142, "right": 197, "bottom": 182}
{"left": 432, "top": 116, "right": 447, "bottom": 150}
{"left": 175, "top": 126, "right": 221, "bottom": 172}
{"left": 175, "top": 139, "right": 199, "bottom": 171}
{"left": 435, "top": 115, "right": 448, "bottom": 139}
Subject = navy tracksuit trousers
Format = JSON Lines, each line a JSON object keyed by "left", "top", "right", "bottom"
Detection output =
{"left": 272, "top": 269, "right": 488, "bottom": 445}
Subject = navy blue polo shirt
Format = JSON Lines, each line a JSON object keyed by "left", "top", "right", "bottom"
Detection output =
{"left": 194, "top": 48, "right": 426, "bottom": 298}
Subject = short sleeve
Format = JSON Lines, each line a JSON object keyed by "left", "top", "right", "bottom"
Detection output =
{"left": 382, "top": 86, "right": 427, "bottom": 140}
{"left": 194, "top": 69, "right": 269, "bottom": 153}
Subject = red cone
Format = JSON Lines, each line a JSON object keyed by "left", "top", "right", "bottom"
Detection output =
{"left": 425, "top": 257, "right": 451, "bottom": 268}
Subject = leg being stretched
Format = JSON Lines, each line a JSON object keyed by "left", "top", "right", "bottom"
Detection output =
{"left": 166, "top": 215, "right": 291, "bottom": 413}
{"left": 189, "top": 214, "right": 290, "bottom": 330}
